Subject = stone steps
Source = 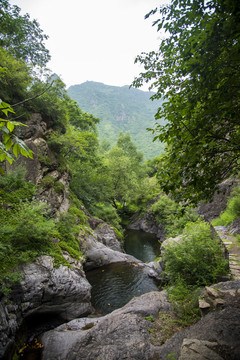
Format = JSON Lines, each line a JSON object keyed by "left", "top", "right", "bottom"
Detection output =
{"left": 214, "top": 226, "right": 240, "bottom": 280}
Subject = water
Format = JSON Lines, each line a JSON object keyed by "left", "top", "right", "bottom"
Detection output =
{"left": 86, "top": 230, "right": 160, "bottom": 314}
{"left": 124, "top": 229, "right": 160, "bottom": 262}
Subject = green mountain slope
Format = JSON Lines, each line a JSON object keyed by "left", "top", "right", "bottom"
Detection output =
{"left": 67, "top": 81, "right": 164, "bottom": 159}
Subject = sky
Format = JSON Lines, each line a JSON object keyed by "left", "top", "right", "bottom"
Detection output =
{"left": 9, "top": 0, "right": 167, "bottom": 89}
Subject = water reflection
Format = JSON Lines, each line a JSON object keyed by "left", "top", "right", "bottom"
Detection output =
{"left": 86, "top": 262, "right": 159, "bottom": 314}
{"left": 124, "top": 229, "right": 160, "bottom": 263}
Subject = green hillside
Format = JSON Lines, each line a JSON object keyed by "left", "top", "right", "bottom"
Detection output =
{"left": 67, "top": 81, "right": 164, "bottom": 159}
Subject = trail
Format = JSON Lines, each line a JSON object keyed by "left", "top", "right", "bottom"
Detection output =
{"left": 214, "top": 226, "right": 240, "bottom": 280}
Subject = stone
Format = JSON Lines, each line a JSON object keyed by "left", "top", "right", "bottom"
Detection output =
{"left": 179, "top": 339, "right": 224, "bottom": 360}
{"left": 41, "top": 291, "right": 171, "bottom": 360}
{"left": 127, "top": 207, "right": 165, "bottom": 241}
{"left": 205, "top": 286, "right": 219, "bottom": 299}
{"left": 0, "top": 256, "right": 92, "bottom": 359}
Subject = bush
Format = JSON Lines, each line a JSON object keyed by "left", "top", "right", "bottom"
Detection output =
{"left": 40, "top": 175, "right": 55, "bottom": 189}
{"left": 151, "top": 195, "right": 199, "bottom": 236}
{"left": 162, "top": 221, "right": 229, "bottom": 286}
{"left": 4, "top": 202, "right": 55, "bottom": 251}
{"left": 212, "top": 186, "right": 240, "bottom": 226}
{"left": 166, "top": 281, "right": 201, "bottom": 327}
{"left": 53, "top": 181, "right": 65, "bottom": 194}
{"left": 0, "top": 169, "right": 36, "bottom": 207}
{"left": 92, "top": 203, "right": 122, "bottom": 230}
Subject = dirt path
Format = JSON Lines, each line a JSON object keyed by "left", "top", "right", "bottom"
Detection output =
{"left": 214, "top": 225, "right": 240, "bottom": 280}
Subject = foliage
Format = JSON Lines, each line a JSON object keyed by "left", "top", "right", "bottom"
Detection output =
{"left": 53, "top": 181, "right": 65, "bottom": 194}
{"left": 67, "top": 81, "right": 164, "bottom": 159}
{"left": 0, "top": 0, "right": 50, "bottom": 67}
{"left": 0, "top": 97, "right": 33, "bottom": 169}
{"left": 40, "top": 175, "right": 55, "bottom": 189}
{"left": 1, "top": 202, "right": 55, "bottom": 251}
{"left": 212, "top": 186, "right": 240, "bottom": 226}
{"left": 133, "top": 0, "right": 240, "bottom": 204}
{"left": 0, "top": 48, "right": 32, "bottom": 103}
{"left": 162, "top": 221, "right": 229, "bottom": 286}
{"left": 166, "top": 281, "right": 201, "bottom": 327}
{"left": 0, "top": 168, "right": 36, "bottom": 207}
{"left": 56, "top": 210, "right": 85, "bottom": 260}
{"left": 151, "top": 195, "right": 199, "bottom": 236}
{"left": 92, "top": 203, "right": 122, "bottom": 230}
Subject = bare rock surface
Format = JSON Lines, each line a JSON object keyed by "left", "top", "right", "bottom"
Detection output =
{"left": 0, "top": 256, "right": 92, "bottom": 359}
{"left": 41, "top": 291, "right": 171, "bottom": 360}
{"left": 127, "top": 209, "right": 165, "bottom": 241}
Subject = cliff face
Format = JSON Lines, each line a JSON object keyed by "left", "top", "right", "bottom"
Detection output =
{"left": 5, "top": 112, "right": 70, "bottom": 215}
{"left": 0, "top": 113, "right": 127, "bottom": 359}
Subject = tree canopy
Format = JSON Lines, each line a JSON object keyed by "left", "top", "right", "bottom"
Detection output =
{"left": 133, "top": 0, "right": 240, "bottom": 204}
{"left": 0, "top": 0, "right": 50, "bottom": 67}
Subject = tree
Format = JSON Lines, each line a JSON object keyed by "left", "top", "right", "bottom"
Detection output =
{"left": 0, "top": 0, "right": 50, "bottom": 67}
{"left": 133, "top": 0, "right": 240, "bottom": 204}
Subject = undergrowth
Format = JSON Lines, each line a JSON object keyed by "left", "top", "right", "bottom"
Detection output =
{"left": 0, "top": 170, "right": 87, "bottom": 294}
{"left": 212, "top": 186, "right": 240, "bottom": 226}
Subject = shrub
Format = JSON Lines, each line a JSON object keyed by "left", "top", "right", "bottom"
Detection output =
{"left": 5, "top": 202, "right": 55, "bottom": 252}
{"left": 212, "top": 186, "right": 240, "bottom": 226}
{"left": 162, "top": 221, "right": 229, "bottom": 286}
{"left": 40, "top": 175, "right": 55, "bottom": 188}
{"left": 151, "top": 195, "right": 199, "bottom": 236}
{"left": 38, "top": 154, "right": 52, "bottom": 167}
{"left": 53, "top": 181, "right": 65, "bottom": 194}
{"left": 92, "top": 203, "right": 122, "bottom": 230}
{"left": 166, "top": 281, "right": 201, "bottom": 327}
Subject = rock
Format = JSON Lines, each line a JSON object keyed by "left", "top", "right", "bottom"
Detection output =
{"left": 199, "top": 299, "right": 211, "bottom": 316}
{"left": 0, "top": 256, "right": 92, "bottom": 359}
{"left": 128, "top": 209, "right": 165, "bottom": 240}
{"left": 40, "top": 291, "right": 171, "bottom": 360}
{"left": 94, "top": 222, "right": 123, "bottom": 252}
{"left": 146, "top": 261, "right": 164, "bottom": 281}
{"left": 198, "top": 178, "right": 238, "bottom": 222}
{"left": 154, "top": 307, "right": 240, "bottom": 360}
{"left": 179, "top": 339, "right": 224, "bottom": 360}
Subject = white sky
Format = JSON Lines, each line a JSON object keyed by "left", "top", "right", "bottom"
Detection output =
{"left": 9, "top": 0, "right": 167, "bottom": 89}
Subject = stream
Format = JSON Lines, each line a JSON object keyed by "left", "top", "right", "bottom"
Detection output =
{"left": 86, "top": 229, "right": 160, "bottom": 314}
{"left": 16, "top": 229, "right": 160, "bottom": 359}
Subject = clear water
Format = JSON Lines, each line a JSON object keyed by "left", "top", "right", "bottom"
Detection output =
{"left": 124, "top": 229, "right": 160, "bottom": 262}
{"left": 86, "top": 230, "right": 160, "bottom": 314}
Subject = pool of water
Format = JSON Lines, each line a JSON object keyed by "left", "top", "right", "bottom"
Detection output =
{"left": 86, "top": 262, "right": 159, "bottom": 314}
{"left": 86, "top": 230, "right": 160, "bottom": 314}
{"left": 124, "top": 229, "right": 160, "bottom": 263}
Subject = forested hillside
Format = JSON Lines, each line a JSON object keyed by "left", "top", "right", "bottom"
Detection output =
{"left": 67, "top": 81, "right": 164, "bottom": 159}
{"left": 1, "top": 0, "right": 240, "bottom": 358}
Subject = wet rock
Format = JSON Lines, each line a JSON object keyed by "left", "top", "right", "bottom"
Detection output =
{"left": 0, "top": 256, "right": 92, "bottom": 359}
{"left": 41, "top": 291, "right": 171, "bottom": 360}
{"left": 128, "top": 209, "right": 165, "bottom": 241}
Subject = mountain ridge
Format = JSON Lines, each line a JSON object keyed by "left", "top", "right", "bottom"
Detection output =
{"left": 67, "top": 81, "right": 164, "bottom": 159}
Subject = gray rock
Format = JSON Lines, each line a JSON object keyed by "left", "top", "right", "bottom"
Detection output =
{"left": 41, "top": 291, "right": 171, "bottom": 360}
{"left": 128, "top": 209, "right": 165, "bottom": 240}
{"left": 154, "top": 307, "right": 240, "bottom": 360}
{"left": 0, "top": 256, "right": 92, "bottom": 359}
{"left": 198, "top": 178, "right": 238, "bottom": 222}
{"left": 179, "top": 339, "right": 224, "bottom": 360}
{"left": 82, "top": 231, "right": 141, "bottom": 270}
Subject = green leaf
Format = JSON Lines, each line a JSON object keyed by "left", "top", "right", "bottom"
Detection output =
{"left": 13, "top": 143, "right": 20, "bottom": 158}
{"left": 6, "top": 121, "right": 15, "bottom": 132}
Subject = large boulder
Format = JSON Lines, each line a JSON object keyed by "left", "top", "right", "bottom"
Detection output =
{"left": 40, "top": 291, "right": 171, "bottom": 360}
{"left": 0, "top": 256, "right": 92, "bottom": 360}
{"left": 127, "top": 209, "right": 165, "bottom": 241}
{"left": 198, "top": 178, "right": 238, "bottom": 222}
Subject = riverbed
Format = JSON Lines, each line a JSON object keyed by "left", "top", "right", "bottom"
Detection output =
{"left": 86, "top": 229, "right": 160, "bottom": 314}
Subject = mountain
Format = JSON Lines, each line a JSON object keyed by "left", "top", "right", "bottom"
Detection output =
{"left": 67, "top": 81, "right": 164, "bottom": 159}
